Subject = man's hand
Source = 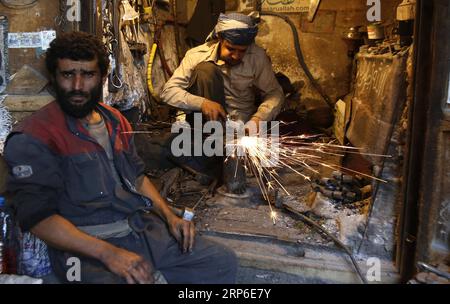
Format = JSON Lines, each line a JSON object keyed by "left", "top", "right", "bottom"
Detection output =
{"left": 100, "top": 245, "right": 155, "bottom": 284}
{"left": 166, "top": 213, "right": 195, "bottom": 253}
{"left": 245, "top": 117, "right": 260, "bottom": 135}
{"left": 201, "top": 99, "right": 226, "bottom": 121}
{"left": 136, "top": 176, "right": 196, "bottom": 253}
{"left": 30, "top": 214, "right": 155, "bottom": 284}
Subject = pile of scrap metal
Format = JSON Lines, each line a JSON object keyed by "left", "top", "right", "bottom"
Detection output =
{"left": 153, "top": 165, "right": 219, "bottom": 220}
{"left": 312, "top": 171, "right": 372, "bottom": 206}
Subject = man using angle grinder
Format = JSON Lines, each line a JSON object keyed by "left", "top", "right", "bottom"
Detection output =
{"left": 161, "top": 12, "right": 285, "bottom": 192}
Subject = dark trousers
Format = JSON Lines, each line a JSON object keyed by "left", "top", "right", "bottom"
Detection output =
{"left": 185, "top": 61, "right": 226, "bottom": 126}
{"left": 169, "top": 62, "right": 226, "bottom": 178}
{"left": 50, "top": 211, "right": 237, "bottom": 284}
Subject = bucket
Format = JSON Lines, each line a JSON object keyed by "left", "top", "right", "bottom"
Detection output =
{"left": 367, "top": 23, "right": 385, "bottom": 40}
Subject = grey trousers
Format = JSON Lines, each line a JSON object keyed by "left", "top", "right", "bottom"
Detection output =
{"left": 49, "top": 210, "right": 237, "bottom": 284}
{"left": 169, "top": 61, "right": 226, "bottom": 177}
{"left": 185, "top": 61, "right": 226, "bottom": 126}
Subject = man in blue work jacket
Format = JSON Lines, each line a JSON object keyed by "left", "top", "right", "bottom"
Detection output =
{"left": 3, "top": 31, "right": 237, "bottom": 284}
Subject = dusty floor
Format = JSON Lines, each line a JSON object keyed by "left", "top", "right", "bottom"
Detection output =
{"left": 158, "top": 168, "right": 371, "bottom": 252}
{"left": 133, "top": 123, "right": 387, "bottom": 283}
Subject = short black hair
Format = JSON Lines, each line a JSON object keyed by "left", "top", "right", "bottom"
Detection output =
{"left": 45, "top": 31, "right": 109, "bottom": 78}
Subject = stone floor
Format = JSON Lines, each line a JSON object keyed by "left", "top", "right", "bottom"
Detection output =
{"left": 135, "top": 126, "right": 400, "bottom": 283}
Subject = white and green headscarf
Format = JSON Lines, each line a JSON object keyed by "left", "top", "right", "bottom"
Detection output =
{"left": 206, "top": 13, "right": 258, "bottom": 46}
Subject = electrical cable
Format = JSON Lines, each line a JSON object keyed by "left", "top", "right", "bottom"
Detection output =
{"left": 147, "top": 42, "right": 158, "bottom": 97}
{"left": 157, "top": 40, "right": 174, "bottom": 77}
{"left": 170, "top": 0, "right": 182, "bottom": 64}
{"left": 155, "top": 24, "right": 174, "bottom": 77}
{"left": 282, "top": 203, "right": 368, "bottom": 284}
{"left": 260, "top": 11, "right": 334, "bottom": 109}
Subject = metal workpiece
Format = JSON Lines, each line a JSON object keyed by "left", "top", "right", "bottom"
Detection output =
{"left": 312, "top": 171, "right": 372, "bottom": 204}
{"left": 223, "top": 155, "right": 247, "bottom": 195}
{"left": 417, "top": 262, "right": 450, "bottom": 280}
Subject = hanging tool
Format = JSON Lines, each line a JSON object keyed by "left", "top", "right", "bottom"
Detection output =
{"left": 121, "top": 0, "right": 140, "bottom": 42}
{"left": 307, "top": 0, "right": 322, "bottom": 22}
{"left": 109, "top": 0, "right": 124, "bottom": 92}
{"left": 140, "top": 0, "right": 153, "bottom": 22}
{"left": 120, "top": 0, "right": 147, "bottom": 57}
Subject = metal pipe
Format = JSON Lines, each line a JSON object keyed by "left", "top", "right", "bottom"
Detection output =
{"left": 282, "top": 203, "right": 368, "bottom": 284}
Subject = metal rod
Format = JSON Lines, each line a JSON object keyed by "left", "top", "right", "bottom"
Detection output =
{"left": 282, "top": 203, "right": 368, "bottom": 284}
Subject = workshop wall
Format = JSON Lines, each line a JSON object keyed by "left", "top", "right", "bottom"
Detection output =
{"left": 233, "top": 0, "right": 402, "bottom": 110}
{"left": 0, "top": 0, "right": 59, "bottom": 75}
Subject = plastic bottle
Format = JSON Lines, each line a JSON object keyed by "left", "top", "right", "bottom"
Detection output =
{"left": 0, "top": 196, "right": 17, "bottom": 274}
{"left": 18, "top": 232, "right": 52, "bottom": 278}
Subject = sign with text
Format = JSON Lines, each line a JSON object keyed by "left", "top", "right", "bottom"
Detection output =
{"left": 262, "top": 0, "right": 310, "bottom": 13}
{"left": 7, "top": 30, "right": 56, "bottom": 50}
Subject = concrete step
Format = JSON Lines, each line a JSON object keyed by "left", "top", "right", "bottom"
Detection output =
{"left": 202, "top": 231, "right": 400, "bottom": 284}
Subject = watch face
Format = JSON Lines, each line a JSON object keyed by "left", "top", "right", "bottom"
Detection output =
{"left": 182, "top": 209, "right": 195, "bottom": 222}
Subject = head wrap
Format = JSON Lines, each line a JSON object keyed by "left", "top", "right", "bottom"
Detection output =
{"left": 206, "top": 13, "right": 258, "bottom": 46}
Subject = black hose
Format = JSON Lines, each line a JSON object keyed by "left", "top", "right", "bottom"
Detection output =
{"left": 260, "top": 11, "right": 334, "bottom": 109}
{"left": 170, "top": 0, "right": 182, "bottom": 64}
{"left": 282, "top": 203, "right": 368, "bottom": 284}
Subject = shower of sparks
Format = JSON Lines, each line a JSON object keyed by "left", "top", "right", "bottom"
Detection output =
{"left": 124, "top": 120, "right": 391, "bottom": 225}
{"left": 225, "top": 132, "right": 391, "bottom": 224}
{"left": 270, "top": 210, "right": 278, "bottom": 225}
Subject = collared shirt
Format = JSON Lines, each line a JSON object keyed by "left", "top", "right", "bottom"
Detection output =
{"left": 160, "top": 41, "right": 284, "bottom": 122}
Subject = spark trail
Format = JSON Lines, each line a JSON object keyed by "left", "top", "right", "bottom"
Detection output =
{"left": 225, "top": 132, "right": 390, "bottom": 224}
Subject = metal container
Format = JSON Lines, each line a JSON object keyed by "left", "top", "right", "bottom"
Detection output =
{"left": 343, "top": 27, "right": 363, "bottom": 40}
{"left": 367, "top": 22, "right": 385, "bottom": 40}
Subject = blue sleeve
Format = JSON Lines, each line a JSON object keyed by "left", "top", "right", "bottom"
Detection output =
{"left": 3, "top": 133, "right": 63, "bottom": 231}
{"left": 128, "top": 135, "right": 147, "bottom": 178}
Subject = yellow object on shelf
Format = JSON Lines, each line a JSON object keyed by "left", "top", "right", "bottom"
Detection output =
{"left": 147, "top": 43, "right": 158, "bottom": 97}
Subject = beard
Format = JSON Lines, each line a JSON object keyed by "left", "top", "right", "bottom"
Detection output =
{"left": 225, "top": 59, "right": 240, "bottom": 66}
{"left": 222, "top": 56, "right": 241, "bottom": 66}
{"left": 54, "top": 82, "right": 103, "bottom": 118}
